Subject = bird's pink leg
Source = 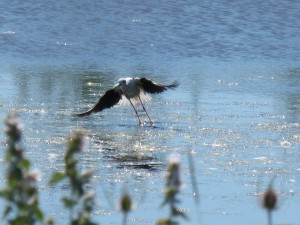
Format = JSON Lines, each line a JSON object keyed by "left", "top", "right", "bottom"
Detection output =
{"left": 128, "top": 98, "right": 142, "bottom": 124}
{"left": 138, "top": 96, "right": 153, "bottom": 125}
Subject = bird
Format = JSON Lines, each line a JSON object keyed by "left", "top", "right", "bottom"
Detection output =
{"left": 75, "top": 77, "right": 179, "bottom": 125}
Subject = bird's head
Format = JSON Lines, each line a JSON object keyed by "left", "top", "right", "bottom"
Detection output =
{"left": 118, "top": 78, "right": 127, "bottom": 86}
{"left": 116, "top": 77, "right": 133, "bottom": 89}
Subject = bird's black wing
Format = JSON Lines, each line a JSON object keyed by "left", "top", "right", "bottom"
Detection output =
{"left": 137, "top": 77, "right": 179, "bottom": 94}
{"left": 75, "top": 88, "right": 122, "bottom": 117}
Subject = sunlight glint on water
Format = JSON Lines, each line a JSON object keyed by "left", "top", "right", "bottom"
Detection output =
{"left": 0, "top": 1, "right": 300, "bottom": 225}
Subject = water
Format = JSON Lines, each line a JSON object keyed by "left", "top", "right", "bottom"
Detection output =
{"left": 0, "top": 1, "right": 300, "bottom": 225}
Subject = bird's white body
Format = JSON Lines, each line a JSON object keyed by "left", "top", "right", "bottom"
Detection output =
{"left": 117, "top": 77, "right": 141, "bottom": 99}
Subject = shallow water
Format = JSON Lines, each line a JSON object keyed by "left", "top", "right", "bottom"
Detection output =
{"left": 1, "top": 1, "right": 300, "bottom": 225}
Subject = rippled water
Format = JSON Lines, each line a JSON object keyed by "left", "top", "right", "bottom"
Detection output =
{"left": 1, "top": 1, "right": 300, "bottom": 225}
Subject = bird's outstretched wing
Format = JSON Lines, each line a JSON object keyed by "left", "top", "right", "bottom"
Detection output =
{"left": 75, "top": 88, "right": 122, "bottom": 117}
{"left": 137, "top": 77, "right": 179, "bottom": 94}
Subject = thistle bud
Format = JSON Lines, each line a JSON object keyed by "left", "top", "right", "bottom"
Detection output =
{"left": 262, "top": 188, "right": 277, "bottom": 211}
{"left": 120, "top": 193, "right": 132, "bottom": 213}
{"left": 167, "top": 154, "right": 182, "bottom": 192}
{"left": 4, "top": 114, "right": 24, "bottom": 142}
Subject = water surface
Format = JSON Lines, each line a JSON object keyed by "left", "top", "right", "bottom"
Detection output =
{"left": 0, "top": 1, "right": 300, "bottom": 225}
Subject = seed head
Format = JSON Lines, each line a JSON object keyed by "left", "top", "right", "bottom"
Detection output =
{"left": 120, "top": 193, "right": 132, "bottom": 213}
{"left": 262, "top": 188, "right": 277, "bottom": 211}
{"left": 5, "top": 114, "right": 24, "bottom": 142}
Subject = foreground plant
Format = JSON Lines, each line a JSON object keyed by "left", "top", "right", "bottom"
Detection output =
{"left": 120, "top": 191, "right": 132, "bottom": 225}
{"left": 0, "top": 114, "right": 44, "bottom": 225}
{"left": 262, "top": 179, "right": 278, "bottom": 225}
{"left": 49, "top": 132, "right": 96, "bottom": 225}
{"left": 157, "top": 154, "right": 187, "bottom": 225}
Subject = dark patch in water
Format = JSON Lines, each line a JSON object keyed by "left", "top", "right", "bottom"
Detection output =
{"left": 117, "top": 162, "right": 162, "bottom": 171}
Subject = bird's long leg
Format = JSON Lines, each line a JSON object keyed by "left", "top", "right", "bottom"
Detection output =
{"left": 128, "top": 98, "right": 142, "bottom": 124}
{"left": 138, "top": 96, "right": 153, "bottom": 125}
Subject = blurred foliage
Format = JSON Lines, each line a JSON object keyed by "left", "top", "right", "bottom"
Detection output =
{"left": 49, "top": 132, "right": 97, "bottom": 225}
{"left": 120, "top": 192, "right": 132, "bottom": 225}
{"left": 0, "top": 114, "right": 44, "bottom": 225}
{"left": 157, "top": 155, "right": 187, "bottom": 225}
{"left": 262, "top": 178, "right": 278, "bottom": 225}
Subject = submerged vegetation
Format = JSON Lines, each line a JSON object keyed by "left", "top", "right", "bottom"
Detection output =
{"left": 0, "top": 114, "right": 280, "bottom": 225}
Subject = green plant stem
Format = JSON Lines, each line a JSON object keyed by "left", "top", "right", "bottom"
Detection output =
{"left": 268, "top": 210, "right": 273, "bottom": 225}
{"left": 122, "top": 212, "right": 128, "bottom": 225}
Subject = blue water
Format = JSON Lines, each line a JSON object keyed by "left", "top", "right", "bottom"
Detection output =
{"left": 1, "top": 0, "right": 300, "bottom": 64}
{"left": 0, "top": 1, "right": 300, "bottom": 225}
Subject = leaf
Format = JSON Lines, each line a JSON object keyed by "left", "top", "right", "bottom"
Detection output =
{"left": 62, "top": 197, "right": 76, "bottom": 208}
{"left": 36, "top": 208, "right": 44, "bottom": 221}
{"left": 3, "top": 206, "right": 12, "bottom": 218}
{"left": 0, "top": 189, "right": 9, "bottom": 198}
{"left": 79, "top": 171, "right": 93, "bottom": 183}
{"left": 156, "top": 218, "right": 174, "bottom": 225}
{"left": 19, "top": 158, "right": 31, "bottom": 170}
{"left": 49, "top": 172, "right": 65, "bottom": 185}
{"left": 172, "top": 208, "right": 188, "bottom": 220}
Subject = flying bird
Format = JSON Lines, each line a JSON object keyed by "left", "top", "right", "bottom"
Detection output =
{"left": 75, "top": 77, "right": 179, "bottom": 124}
